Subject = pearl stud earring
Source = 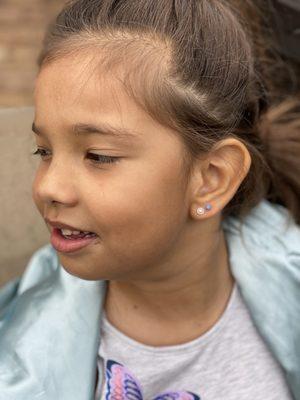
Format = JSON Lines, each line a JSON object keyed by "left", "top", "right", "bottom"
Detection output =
{"left": 196, "top": 203, "right": 212, "bottom": 216}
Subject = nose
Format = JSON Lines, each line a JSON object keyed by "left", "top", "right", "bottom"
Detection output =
{"left": 32, "top": 158, "right": 78, "bottom": 208}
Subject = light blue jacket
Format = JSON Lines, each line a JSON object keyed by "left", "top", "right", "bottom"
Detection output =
{"left": 0, "top": 199, "right": 299, "bottom": 400}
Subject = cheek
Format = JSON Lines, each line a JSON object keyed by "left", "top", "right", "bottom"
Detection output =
{"left": 89, "top": 167, "right": 186, "bottom": 267}
{"left": 91, "top": 163, "right": 184, "bottom": 228}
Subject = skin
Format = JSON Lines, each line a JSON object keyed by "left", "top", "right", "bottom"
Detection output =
{"left": 33, "top": 51, "right": 251, "bottom": 349}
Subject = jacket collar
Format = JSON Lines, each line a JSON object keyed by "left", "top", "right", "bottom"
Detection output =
{"left": 223, "top": 200, "right": 300, "bottom": 400}
{"left": 0, "top": 247, "right": 107, "bottom": 399}
{"left": 0, "top": 199, "right": 299, "bottom": 399}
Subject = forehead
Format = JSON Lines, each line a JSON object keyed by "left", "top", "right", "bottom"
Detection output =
{"left": 33, "top": 52, "right": 183, "bottom": 153}
{"left": 35, "top": 53, "right": 138, "bottom": 121}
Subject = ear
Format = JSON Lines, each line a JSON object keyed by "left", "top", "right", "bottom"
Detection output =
{"left": 189, "top": 138, "right": 252, "bottom": 219}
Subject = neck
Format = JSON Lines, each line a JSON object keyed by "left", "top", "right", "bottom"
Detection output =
{"left": 104, "top": 227, "right": 235, "bottom": 347}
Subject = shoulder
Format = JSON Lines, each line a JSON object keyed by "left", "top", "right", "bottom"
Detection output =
{"left": 221, "top": 198, "right": 300, "bottom": 326}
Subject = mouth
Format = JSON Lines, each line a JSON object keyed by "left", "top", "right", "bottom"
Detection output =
{"left": 45, "top": 217, "right": 96, "bottom": 232}
{"left": 50, "top": 228, "right": 99, "bottom": 254}
{"left": 58, "top": 228, "right": 97, "bottom": 239}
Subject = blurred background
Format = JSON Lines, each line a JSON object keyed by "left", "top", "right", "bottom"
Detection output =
{"left": 0, "top": 0, "right": 64, "bottom": 107}
{"left": 0, "top": 0, "right": 67, "bottom": 286}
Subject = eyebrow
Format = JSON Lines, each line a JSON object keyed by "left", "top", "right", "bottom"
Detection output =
{"left": 31, "top": 121, "right": 141, "bottom": 142}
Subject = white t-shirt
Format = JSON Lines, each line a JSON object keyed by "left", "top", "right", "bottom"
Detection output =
{"left": 95, "top": 283, "right": 292, "bottom": 399}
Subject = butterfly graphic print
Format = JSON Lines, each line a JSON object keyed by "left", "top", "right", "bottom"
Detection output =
{"left": 102, "top": 360, "right": 201, "bottom": 400}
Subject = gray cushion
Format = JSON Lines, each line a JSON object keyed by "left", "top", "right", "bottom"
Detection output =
{"left": 0, "top": 107, "right": 49, "bottom": 287}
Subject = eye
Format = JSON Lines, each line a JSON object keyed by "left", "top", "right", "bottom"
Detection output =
{"left": 86, "top": 153, "right": 120, "bottom": 164}
{"left": 31, "top": 148, "right": 120, "bottom": 165}
{"left": 31, "top": 148, "right": 51, "bottom": 159}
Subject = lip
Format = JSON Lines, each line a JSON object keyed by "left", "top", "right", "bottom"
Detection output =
{"left": 50, "top": 228, "right": 99, "bottom": 253}
{"left": 45, "top": 218, "right": 94, "bottom": 233}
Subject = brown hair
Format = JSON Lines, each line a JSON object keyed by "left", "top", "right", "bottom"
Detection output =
{"left": 37, "top": 0, "right": 300, "bottom": 225}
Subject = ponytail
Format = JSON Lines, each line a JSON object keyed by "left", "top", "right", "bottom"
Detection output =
{"left": 260, "top": 99, "right": 300, "bottom": 224}
{"left": 228, "top": 0, "right": 300, "bottom": 224}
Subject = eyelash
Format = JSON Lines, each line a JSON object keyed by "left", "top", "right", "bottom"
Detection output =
{"left": 31, "top": 148, "right": 119, "bottom": 164}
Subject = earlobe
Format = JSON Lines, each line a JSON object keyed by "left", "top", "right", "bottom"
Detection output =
{"left": 196, "top": 203, "right": 213, "bottom": 216}
{"left": 191, "top": 138, "right": 251, "bottom": 219}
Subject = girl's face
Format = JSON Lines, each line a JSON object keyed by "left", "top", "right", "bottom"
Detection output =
{"left": 33, "top": 52, "right": 192, "bottom": 281}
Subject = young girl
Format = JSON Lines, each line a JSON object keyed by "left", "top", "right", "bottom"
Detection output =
{"left": 0, "top": 1, "right": 300, "bottom": 399}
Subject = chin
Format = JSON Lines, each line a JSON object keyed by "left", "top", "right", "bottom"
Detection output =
{"left": 58, "top": 256, "right": 107, "bottom": 281}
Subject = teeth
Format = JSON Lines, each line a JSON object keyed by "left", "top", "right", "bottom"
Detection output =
{"left": 61, "top": 229, "right": 81, "bottom": 235}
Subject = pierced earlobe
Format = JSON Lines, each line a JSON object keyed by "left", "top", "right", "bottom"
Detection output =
{"left": 196, "top": 203, "right": 212, "bottom": 216}
{"left": 196, "top": 207, "right": 205, "bottom": 215}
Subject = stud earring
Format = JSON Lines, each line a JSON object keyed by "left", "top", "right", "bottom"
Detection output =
{"left": 196, "top": 203, "right": 212, "bottom": 216}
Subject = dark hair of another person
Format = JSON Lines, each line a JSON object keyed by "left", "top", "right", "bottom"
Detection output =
{"left": 37, "top": 0, "right": 300, "bottom": 226}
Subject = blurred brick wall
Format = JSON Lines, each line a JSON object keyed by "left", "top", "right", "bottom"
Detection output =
{"left": 0, "top": 0, "right": 64, "bottom": 107}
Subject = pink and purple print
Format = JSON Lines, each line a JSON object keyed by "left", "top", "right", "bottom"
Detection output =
{"left": 103, "top": 360, "right": 201, "bottom": 400}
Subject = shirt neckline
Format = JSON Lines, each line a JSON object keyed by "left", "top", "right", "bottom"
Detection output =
{"left": 100, "top": 283, "right": 238, "bottom": 355}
